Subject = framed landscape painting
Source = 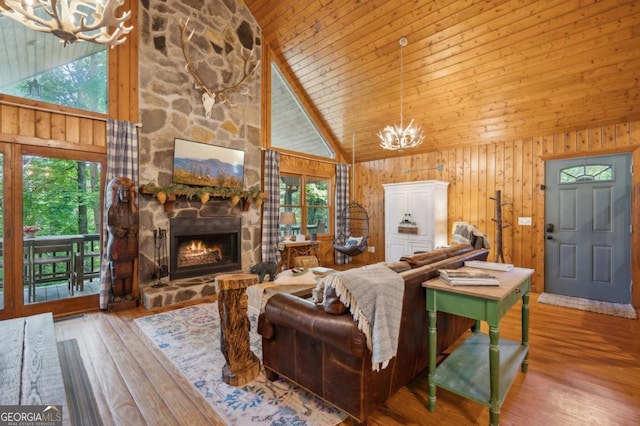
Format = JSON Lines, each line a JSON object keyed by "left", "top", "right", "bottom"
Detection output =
{"left": 172, "top": 138, "right": 245, "bottom": 188}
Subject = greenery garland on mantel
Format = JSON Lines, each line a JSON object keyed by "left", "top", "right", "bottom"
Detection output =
{"left": 140, "top": 183, "right": 264, "bottom": 211}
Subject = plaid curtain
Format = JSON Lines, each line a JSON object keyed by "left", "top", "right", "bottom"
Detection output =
{"left": 99, "top": 119, "right": 139, "bottom": 309}
{"left": 261, "top": 150, "right": 280, "bottom": 262}
{"left": 335, "top": 163, "right": 351, "bottom": 265}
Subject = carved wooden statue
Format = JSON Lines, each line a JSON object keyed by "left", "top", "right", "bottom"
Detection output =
{"left": 106, "top": 176, "right": 139, "bottom": 303}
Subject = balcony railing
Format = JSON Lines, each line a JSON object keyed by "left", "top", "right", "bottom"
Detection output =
{"left": 0, "top": 234, "right": 101, "bottom": 304}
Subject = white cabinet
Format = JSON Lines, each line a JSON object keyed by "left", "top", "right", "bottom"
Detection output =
{"left": 383, "top": 180, "right": 449, "bottom": 262}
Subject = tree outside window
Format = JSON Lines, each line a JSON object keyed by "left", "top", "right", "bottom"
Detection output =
{"left": 22, "top": 155, "right": 101, "bottom": 236}
{"left": 0, "top": 20, "right": 109, "bottom": 114}
{"left": 1, "top": 38, "right": 107, "bottom": 113}
{"left": 305, "top": 177, "right": 329, "bottom": 235}
{"left": 280, "top": 174, "right": 330, "bottom": 238}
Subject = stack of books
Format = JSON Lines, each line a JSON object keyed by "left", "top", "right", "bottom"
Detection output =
{"left": 464, "top": 260, "right": 514, "bottom": 271}
{"left": 438, "top": 269, "right": 500, "bottom": 286}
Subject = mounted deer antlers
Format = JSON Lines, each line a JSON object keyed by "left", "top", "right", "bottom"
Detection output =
{"left": 179, "top": 18, "right": 260, "bottom": 117}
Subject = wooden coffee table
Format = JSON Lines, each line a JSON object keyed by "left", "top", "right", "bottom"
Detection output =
{"left": 264, "top": 283, "right": 315, "bottom": 299}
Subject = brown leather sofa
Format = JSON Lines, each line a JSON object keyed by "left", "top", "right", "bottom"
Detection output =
{"left": 257, "top": 244, "right": 490, "bottom": 423}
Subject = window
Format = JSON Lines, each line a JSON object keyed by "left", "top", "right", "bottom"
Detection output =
{"left": 0, "top": 15, "right": 108, "bottom": 113}
{"left": 559, "top": 164, "right": 613, "bottom": 183}
{"left": 23, "top": 155, "right": 102, "bottom": 237}
{"left": 305, "top": 177, "right": 330, "bottom": 235}
{"left": 0, "top": 142, "right": 105, "bottom": 313}
{"left": 280, "top": 174, "right": 330, "bottom": 237}
{"left": 270, "top": 62, "right": 334, "bottom": 158}
{"left": 0, "top": 150, "right": 4, "bottom": 310}
{"left": 22, "top": 154, "right": 102, "bottom": 305}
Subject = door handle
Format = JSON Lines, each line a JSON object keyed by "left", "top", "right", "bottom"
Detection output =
{"left": 546, "top": 234, "right": 553, "bottom": 240}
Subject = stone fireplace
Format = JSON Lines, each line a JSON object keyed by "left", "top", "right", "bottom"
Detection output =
{"left": 170, "top": 217, "right": 241, "bottom": 280}
{"left": 138, "top": 198, "right": 260, "bottom": 309}
{"left": 136, "top": 1, "right": 263, "bottom": 310}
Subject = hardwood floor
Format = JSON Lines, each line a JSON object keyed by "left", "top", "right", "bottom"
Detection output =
{"left": 54, "top": 294, "right": 640, "bottom": 425}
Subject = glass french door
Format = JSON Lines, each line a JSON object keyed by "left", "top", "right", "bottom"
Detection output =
{"left": 0, "top": 142, "right": 105, "bottom": 319}
{"left": 0, "top": 142, "right": 9, "bottom": 317}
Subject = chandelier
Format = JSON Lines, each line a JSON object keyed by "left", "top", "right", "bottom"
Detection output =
{"left": 378, "top": 37, "right": 425, "bottom": 151}
{"left": 0, "top": 0, "right": 133, "bottom": 47}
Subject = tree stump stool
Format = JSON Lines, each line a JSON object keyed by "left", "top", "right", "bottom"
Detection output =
{"left": 215, "top": 273, "right": 261, "bottom": 386}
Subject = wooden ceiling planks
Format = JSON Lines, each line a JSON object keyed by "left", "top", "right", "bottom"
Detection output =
{"left": 244, "top": 0, "right": 640, "bottom": 163}
{"left": 321, "top": 1, "right": 627, "bottom": 118}
{"left": 284, "top": 0, "right": 418, "bottom": 72}
{"left": 300, "top": 0, "right": 515, "bottom": 97}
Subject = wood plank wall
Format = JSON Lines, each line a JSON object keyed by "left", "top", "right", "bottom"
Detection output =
{"left": 108, "top": 0, "right": 138, "bottom": 124}
{"left": 354, "top": 121, "right": 640, "bottom": 307}
{"left": 0, "top": 100, "right": 107, "bottom": 151}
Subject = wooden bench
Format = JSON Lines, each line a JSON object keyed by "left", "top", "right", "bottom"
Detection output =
{"left": 0, "top": 313, "right": 67, "bottom": 412}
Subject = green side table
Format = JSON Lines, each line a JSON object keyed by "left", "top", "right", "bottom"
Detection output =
{"left": 423, "top": 266, "right": 534, "bottom": 426}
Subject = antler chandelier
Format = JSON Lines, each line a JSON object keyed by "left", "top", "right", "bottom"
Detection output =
{"left": 378, "top": 37, "right": 425, "bottom": 151}
{"left": 0, "top": 0, "right": 133, "bottom": 47}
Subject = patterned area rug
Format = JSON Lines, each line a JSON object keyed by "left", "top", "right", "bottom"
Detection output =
{"left": 135, "top": 302, "right": 347, "bottom": 425}
{"left": 538, "top": 293, "right": 637, "bottom": 319}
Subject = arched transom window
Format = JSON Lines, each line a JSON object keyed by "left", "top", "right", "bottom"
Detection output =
{"left": 559, "top": 164, "right": 614, "bottom": 184}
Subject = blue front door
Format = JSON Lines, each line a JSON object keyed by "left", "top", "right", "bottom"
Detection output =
{"left": 544, "top": 154, "right": 631, "bottom": 304}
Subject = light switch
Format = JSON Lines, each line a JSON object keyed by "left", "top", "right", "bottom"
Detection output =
{"left": 518, "top": 217, "right": 532, "bottom": 226}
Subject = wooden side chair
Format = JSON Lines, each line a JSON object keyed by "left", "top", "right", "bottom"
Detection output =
{"left": 29, "top": 240, "right": 77, "bottom": 302}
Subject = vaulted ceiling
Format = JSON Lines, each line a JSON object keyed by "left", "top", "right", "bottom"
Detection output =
{"left": 244, "top": 0, "right": 640, "bottom": 163}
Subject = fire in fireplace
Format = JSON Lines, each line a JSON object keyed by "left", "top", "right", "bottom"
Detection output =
{"left": 177, "top": 239, "right": 223, "bottom": 267}
{"left": 169, "top": 217, "right": 241, "bottom": 280}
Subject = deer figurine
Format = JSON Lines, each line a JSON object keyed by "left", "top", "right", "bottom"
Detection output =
{"left": 179, "top": 18, "right": 260, "bottom": 117}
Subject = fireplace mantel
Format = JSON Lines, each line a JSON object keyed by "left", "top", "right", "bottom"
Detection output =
{"left": 139, "top": 183, "right": 266, "bottom": 212}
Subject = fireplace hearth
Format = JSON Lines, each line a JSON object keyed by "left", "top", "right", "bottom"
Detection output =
{"left": 170, "top": 217, "right": 241, "bottom": 280}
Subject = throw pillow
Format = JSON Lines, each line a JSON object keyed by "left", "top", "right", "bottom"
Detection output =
{"left": 345, "top": 236, "right": 363, "bottom": 247}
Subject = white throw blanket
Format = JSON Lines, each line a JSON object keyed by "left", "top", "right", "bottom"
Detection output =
{"left": 322, "top": 263, "right": 404, "bottom": 371}
{"left": 247, "top": 269, "right": 318, "bottom": 314}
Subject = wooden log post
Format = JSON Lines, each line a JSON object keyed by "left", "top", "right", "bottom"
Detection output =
{"left": 215, "top": 273, "right": 261, "bottom": 386}
{"left": 490, "top": 189, "right": 510, "bottom": 263}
